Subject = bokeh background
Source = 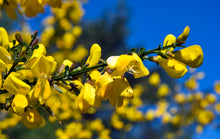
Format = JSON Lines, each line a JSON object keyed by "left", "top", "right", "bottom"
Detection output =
{"left": 0, "top": 0, "right": 220, "bottom": 138}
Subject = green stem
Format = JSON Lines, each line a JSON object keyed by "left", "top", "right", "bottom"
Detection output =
{"left": 53, "top": 62, "right": 108, "bottom": 81}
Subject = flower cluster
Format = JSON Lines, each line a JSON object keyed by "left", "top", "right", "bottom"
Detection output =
{"left": 0, "top": 25, "right": 203, "bottom": 131}
{"left": 0, "top": 0, "right": 64, "bottom": 19}
{"left": 150, "top": 26, "right": 203, "bottom": 79}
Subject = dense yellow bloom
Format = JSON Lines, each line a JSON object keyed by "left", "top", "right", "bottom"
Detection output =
{"left": 176, "top": 26, "right": 190, "bottom": 44}
{"left": 107, "top": 53, "right": 149, "bottom": 78}
{"left": 31, "top": 55, "right": 57, "bottom": 104}
{"left": 156, "top": 56, "right": 188, "bottom": 79}
{"left": 149, "top": 72, "right": 160, "bottom": 86}
{"left": 173, "top": 45, "right": 203, "bottom": 68}
{"left": 22, "top": 108, "right": 45, "bottom": 129}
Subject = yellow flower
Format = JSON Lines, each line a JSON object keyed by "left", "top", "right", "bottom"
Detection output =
{"left": 95, "top": 72, "right": 113, "bottom": 100}
{"left": 107, "top": 53, "right": 149, "bottom": 78}
{"left": 149, "top": 72, "right": 160, "bottom": 86}
{"left": 163, "top": 34, "right": 176, "bottom": 51}
{"left": 4, "top": 0, "right": 17, "bottom": 19}
{"left": 21, "top": 0, "right": 44, "bottom": 17}
{"left": 27, "top": 44, "right": 47, "bottom": 68}
{"left": 174, "top": 93, "right": 186, "bottom": 104}
{"left": 85, "top": 43, "right": 101, "bottom": 67}
{"left": 157, "top": 84, "right": 170, "bottom": 97}
{"left": 173, "top": 45, "right": 203, "bottom": 68}
{"left": 75, "top": 83, "right": 101, "bottom": 113}
{"left": 22, "top": 108, "right": 45, "bottom": 129}
{"left": 30, "top": 55, "right": 57, "bottom": 104}
{"left": 11, "top": 94, "right": 28, "bottom": 115}
{"left": 109, "top": 77, "right": 134, "bottom": 107}
{"left": 185, "top": 78, "right": 198, "bottom": 90}
{"left": 3, "top": 72, "right": 31, "bottom": 95}
{"left": 176, "top": 26, "right": 190, "bottom": 44}
{"left": 0, "top": 27, "right": 10, "bottom": 48}
{"left": 197, "top": 110, "right": 214, "bottom": 125}
{"left": 156, "top": 56, "right": 188, "bottom": 79}
{"left": 214, "top": 80, "right": 220, "bottom": 94}
{"left": 145, "top": 109, "right": 155, "bottom": 121}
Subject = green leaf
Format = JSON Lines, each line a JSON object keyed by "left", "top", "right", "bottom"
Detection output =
{"left": 138, "top": 47, "right": 145, "bottom": 56}
{"left": 128, "top": 48, "right": 138, "bottom": 55}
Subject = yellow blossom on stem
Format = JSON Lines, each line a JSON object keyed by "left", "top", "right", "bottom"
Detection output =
{"left": 95, "top": 72, "right": 113, "bottom": 100}
{"left": 85, "top": 43, "right": 101, "bottom": 67}
{"left": 176, "top": 26, "right": 190, "bottom": 44}
{"left": 107, "top": 53, "right": 149, "bottom": 78}
{"left": 163, "top": 34, "right": 176, "bottom": 51}
{"left": 155, "top": 56, "right": 188, "bottom": 79}
{"left": 3, "top": 72, "right": 31, "bottom": 95}
{"left": 173, "top": 45, "right": 203, "bottom": 68}
{"left": 109, "top": 77, "right": 134, "bottom": 107}
{"left": 75, "top": 83, "right": 101, "bottom": 113}
{"left": 30, "top": 55, "right": 57, "bottom": 104}
{"left": 0, "top": 27, "right": 10, "bottom": 48}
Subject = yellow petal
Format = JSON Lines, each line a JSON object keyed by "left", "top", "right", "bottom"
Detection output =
{"left": 85, "top": 43, "right": 101, "bottom": 67}
{"left": 12, "top": 94, "right": 28, "bottom": 115}
{"left": 83, "top": 83, "right": 101, "bottom": 108}
{"left": 106, "top": 56, "right": 120, "bottom": 69}
{"left": 109, "top": 77, "right": 133, "bottom": 107}
{"left": 3, "top": 72, "right": 31, "bottom": 95}
{"left": 130, "top": 53, "right": 149, "bottom": 78}
{"left": 4, "top": 1, "right": 17, "bottom": 19}
{"left": 30, "top": 55, "right": 57, "bottom": 77}
{"left": 27, "top": 44, "right": 47, "bottom": 68}
{"left": 43, "top": 80, "right": 51, "bottom": 101}
{"left": 163, "top": 34, "right": 176, "bottom": 47}
{"left": 0, "top": 47, "right": 12, "bottom": 64}
{"left": 176, "top": 26, "right": 190, "bottom": 44}
{"left": 173, "top": 45, "right": 203, "bottom": 68}
{"left": 157, "top": 56, "right": 188, "bottom": 79}
{"left": 0, "top": 27, "right": 10, "bottom": 48}
{"left": 96, "top": 72, "right": 113, "bottom": 100}
{"left": 24, "top": 0, "right": 44, "bottom": 17}
{"left": 0, "top": 59, "right": 6, "bottom": 72}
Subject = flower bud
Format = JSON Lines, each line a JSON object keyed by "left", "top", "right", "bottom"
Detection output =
{"left": 176, "top": 26, "right": 190, "bottom": 44}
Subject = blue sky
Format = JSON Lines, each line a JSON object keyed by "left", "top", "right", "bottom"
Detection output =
{"left": 83, "top": 0, "right": 220, "bottom": 90}
{"left": 82, "top": 0, "right": 220, "bottom": 138}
